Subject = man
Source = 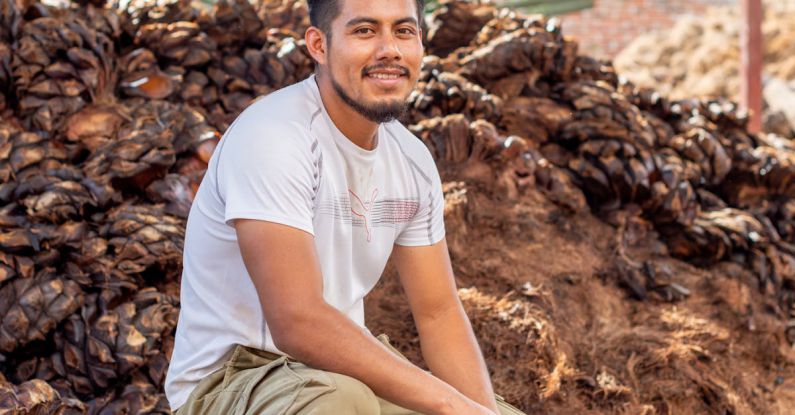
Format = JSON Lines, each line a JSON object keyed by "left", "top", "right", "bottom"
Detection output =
{"left": 165, "top": 0, "right": 527, "bottom": 413}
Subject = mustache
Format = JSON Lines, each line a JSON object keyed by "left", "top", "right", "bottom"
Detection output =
{"left": 362, "top": 64, "right": 410, "bottom": 76}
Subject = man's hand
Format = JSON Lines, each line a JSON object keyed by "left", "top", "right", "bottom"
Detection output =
{"left": 234, "top": 219, "right": 482, "bottom": 415}
{"left": 392, "top": 239, "right": 500, "bottom": 413}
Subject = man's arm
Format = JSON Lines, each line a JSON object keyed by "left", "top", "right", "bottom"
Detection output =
{"left": 392, "top": 238, "right": 500, "bottom": 413}
{"left": 234, "top": 219, "right": 495, "bottom": 415}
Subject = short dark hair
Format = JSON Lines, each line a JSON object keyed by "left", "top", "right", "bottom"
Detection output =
{"left": 307, "top": 0, "right": 425, "bottom": 37}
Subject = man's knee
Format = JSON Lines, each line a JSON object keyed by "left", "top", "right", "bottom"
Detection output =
{"left": 302, "top": 372, "right": 381, "bottom": 414}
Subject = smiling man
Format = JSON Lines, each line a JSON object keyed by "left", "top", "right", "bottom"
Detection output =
{"left": 164, "top": 1, "right": 526, "bottom": 414}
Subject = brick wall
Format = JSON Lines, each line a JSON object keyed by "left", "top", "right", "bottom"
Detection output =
{"left": 560, "top": 0, "right": 737, "bottom": 58}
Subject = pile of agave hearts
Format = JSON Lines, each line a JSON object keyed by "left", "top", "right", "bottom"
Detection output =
{"left": 0, "top": 0, "right": 795, "bottom": 413}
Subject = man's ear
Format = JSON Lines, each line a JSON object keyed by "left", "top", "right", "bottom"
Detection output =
{"left": 305, "top": 26, "right": 328, "bottom": 66}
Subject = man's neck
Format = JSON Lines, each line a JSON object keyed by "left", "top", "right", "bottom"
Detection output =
{"left": 314, "top": 73, "right": 379, "bottom": 151}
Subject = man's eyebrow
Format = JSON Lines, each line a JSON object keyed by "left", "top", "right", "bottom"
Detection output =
{"left": 345, "top": 17, "right": 378, "bottom": 27}
{"left": 394, "top": 17, "right": 419, "bottom": 27}
{"left": 345, "top": 16, "right": 419, "bottom": 28}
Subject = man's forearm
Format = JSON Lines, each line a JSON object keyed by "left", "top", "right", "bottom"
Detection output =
{"left": 274, "top": 303, "right": 477, "bottom": 415}
{"left": 416, "top": 301, "right": 499, "bottom": 412}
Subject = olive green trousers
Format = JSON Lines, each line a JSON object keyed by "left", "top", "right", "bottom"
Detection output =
{"left": 174, "top": 334, "right": 526, "bottom": 415}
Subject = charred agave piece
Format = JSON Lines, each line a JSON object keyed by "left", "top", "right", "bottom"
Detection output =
{"left": 526, "top": 149, "right": 588, "bottom": 213}
{"left": 558, "top": 81, "right": 656, "bottom": 149}
{"left": 62, "top": 103, "right": 127, "bottom": 156}
{"left": 0, "top": 130, "right": 70, "bottom": 194}
{"left": 13, "top": 173, "right": 96, "bottom": 222}
{"left": 256, "top": 35, "right": 315, "bottom": 88}
{"left": 255, "top": 0, "right": 310, "bottom": 38}
{"left": 0, "top": 130, "right": 98, "bottom": 221}
{"left": 199, "top": 0, "right": 263, "bottom": 51}
{"left": 11, "top": 6, "right": 119, "bottom": 132}
{"left": 82, "top": 100, "right": 178, "bottom": 194}
{"left": 101, "top": 203, "right": 185, "bottom": 276}
{"left": 85, "top": 336, "right": 173, "bottom": 414}
{"left": 135, "top": 21, "right": 217, "bottom": 69}
{"left": 0, "top": 0, "right": 20, "bottom": 115}
{"left": 661, "top": 208, "right": 771, "bottom": 264}
{"left": 119, "top": 48, "right": 178, "bottom": 101}
{"left": 425, "top": 0, "right": 496, "bottom": 58}
{"left": 410, "top": 114, "right": 505, "bottom": 168}
{"left": 0, "top": 269, "right": 84, "bottom": 354}
{"left": 0, "top": 0, "right": 23, "bottom": 43}
{"left": 0, "top": 120, "right": 18, "bottom": 186}
{"left": 0, "top": 205, "right": 88, "bottom": 277}
{"left": 145, "top": 172, "right": 202, "bottom": 219}
{"left": 84, "top": 369, "right": 171, "bottom": 415}
{"left": 196, "top": 34, "right": 312, "bottom": 130}
{"left": 170, "top": 104, "right": 219, "bottom": 158}
{"left": 453, "top": 26, "right": 576, "bottom": 88}
{"left": 721, "top": 134, "right": 795, "bottom": 207}
{"left": 0, "top": 373, "right": 85, "bottom": 414}
{"left": 500, "top": 96, "right": 572, "bottom": 144}
{"left": 0, "top": 41, "right": 11, "bottom": 115}
{"left": 62, "top": 231, "right": 142, "bottom": 300}
{"left": 468, "top": 9, "right": 546, "bottom": 50}
{"left": 555, "top": 81, "right": 658, "bottom": 210}
{"left": 656, "top": 126, "right": 732, "bottom": 186}
{"left": 765, "top": 198, "right": 795, "bottom": 243}
{"left": 50, "top": 288, "right": 178, "bottom": 396}
{"left": 642, "top": 151, "right": 700, "bottom": 226}
{"left": 557, "top": 80, "right": 715, "bottom": 226}
{"left": 0, "top": 222, "right": 41, "bottom": 257}
{"left": 121, "top": 0, "right": 203, "bottom": 32}
{"left": 410, "top": 114, "right": 541, "bottom": 199}
{"left": 406, "top": 71, "right": 502, "bottom": 125}
{"left": 0, "top": 251, "right": 34, "bottom": 286}
{"left": 218, "top": 35, "right": 311, "bottom": 98}
{"left": 661, "top": 207, "right": 795, "bottom": 298}
{"left": 613, "top": 256, "right": 691, "bottom": 303}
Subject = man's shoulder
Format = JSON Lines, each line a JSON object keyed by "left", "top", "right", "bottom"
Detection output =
{"left": 251, "top": 79, "right": 317, "bottom": 116}
{"left": 223, "top": 80, "right": 318, "bottom": 149}
{"left": 384, "top": 121, "right": 437, "bottom": 175}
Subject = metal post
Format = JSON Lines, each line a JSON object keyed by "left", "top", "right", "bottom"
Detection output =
{"left": 740, "top": 0, "right": 763, "bottom": 133}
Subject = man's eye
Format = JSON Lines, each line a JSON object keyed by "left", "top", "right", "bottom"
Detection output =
{"left": 355, "top": 27, "right": 374, "bottom": 34}
{"left": 397, "top": 28, "right": 415, "bottom": 35}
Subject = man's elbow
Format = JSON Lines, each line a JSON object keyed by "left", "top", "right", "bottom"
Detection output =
{"left": 414, "top": 299, "right": 466, "bottom": 330}
{"left": 268, "top": 304, "right": 328, "bottom": 356}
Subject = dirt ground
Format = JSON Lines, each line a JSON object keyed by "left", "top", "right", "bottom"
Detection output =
{"left": 365, "top": 181, "right": 795, "bottom": 414}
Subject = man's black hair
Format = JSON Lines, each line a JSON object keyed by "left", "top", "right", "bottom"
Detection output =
{"left": 307, "top": 0, "right": 426, "bottom": 39}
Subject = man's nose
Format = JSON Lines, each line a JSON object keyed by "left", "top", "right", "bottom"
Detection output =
{"left": 375, "top": 33, "right": 403, "bottom": 61}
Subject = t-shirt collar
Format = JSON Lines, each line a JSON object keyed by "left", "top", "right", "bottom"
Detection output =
{"left": 306, "top": 74, "right": 382, "bottom": 161}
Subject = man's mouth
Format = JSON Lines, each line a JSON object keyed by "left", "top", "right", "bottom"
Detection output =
{"left": 367, "top": 73, "right": 404, "bottom": 80}
{"left": 363, "top": 66, "right": 409, "bottom": 80}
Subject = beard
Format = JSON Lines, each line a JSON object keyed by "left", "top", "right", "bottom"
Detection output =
{"left": 329, "top": 70, "right": 409, "bottom": 124}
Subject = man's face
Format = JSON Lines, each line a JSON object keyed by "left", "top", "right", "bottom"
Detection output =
{"left": 323, "top": 0, "right": 423, "bottom": 123}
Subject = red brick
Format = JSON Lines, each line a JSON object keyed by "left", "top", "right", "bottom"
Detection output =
{"left": 557, "top": 0, "right": 736, "bottom": 58}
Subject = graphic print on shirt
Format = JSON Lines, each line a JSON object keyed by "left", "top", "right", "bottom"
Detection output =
{"left": 317, "top": 194, "right": 421, "bottom": 241}
{"left": 349, "top": 188, "right": 378, "bottom": 242}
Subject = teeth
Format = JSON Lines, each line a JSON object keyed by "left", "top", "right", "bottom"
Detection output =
{"left": 369, "top": 73, "right": 401, "bottom": 79}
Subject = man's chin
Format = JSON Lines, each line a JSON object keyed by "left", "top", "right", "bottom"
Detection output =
{"left": 363, "top": 98, "right": 405, "bottom": 109}
{"left": 331, "top": 76, "right": 408, "bottom": 123}
{"left": 362, "top": 103, "right": 407, "bottom": 123}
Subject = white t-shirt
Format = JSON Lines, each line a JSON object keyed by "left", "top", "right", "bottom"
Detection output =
{"left": 165, "top": 75, "right": 445, "bottom": 410}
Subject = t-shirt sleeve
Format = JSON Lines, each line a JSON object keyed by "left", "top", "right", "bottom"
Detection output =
{"left": 394, "top": 159, "right": 446, "bottom": 247}
{"left": 216, "top": 117, "right": 317, "bottom": 235}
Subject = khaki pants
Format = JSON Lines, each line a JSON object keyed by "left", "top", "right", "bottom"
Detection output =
{"left": 174, "top": 334, "right": 526, "bottom": 415}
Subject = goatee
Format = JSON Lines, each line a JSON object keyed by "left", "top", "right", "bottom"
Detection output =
{"left": 330, "top": 75, "right": 407, "bottom": 124}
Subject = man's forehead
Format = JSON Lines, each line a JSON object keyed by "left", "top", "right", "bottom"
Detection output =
{"left": 336, "top": 0, "right": 420, "bottom": 24}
